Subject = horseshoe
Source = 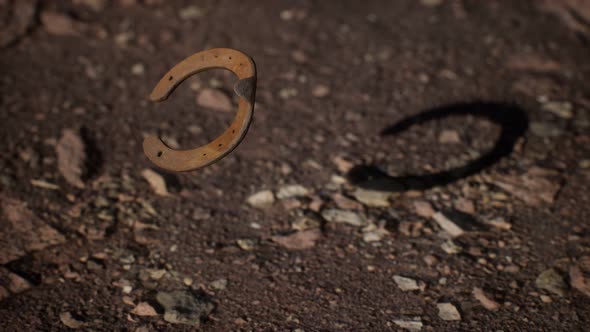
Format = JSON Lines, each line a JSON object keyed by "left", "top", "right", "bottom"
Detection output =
{"left": 143, "top": 48, "right": 256, "bottom": 172}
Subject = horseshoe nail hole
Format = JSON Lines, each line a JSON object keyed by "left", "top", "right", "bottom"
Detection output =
{"left": 214, "top": 55, "right": 218, "bottom": 58}
{"left": 232, "top": 130, "right": 236, "bottom": 133}
{"left": 229, "top": 56, "right": 232, "bottom": 60}
{"left": 168, "top": 76, "right": 173, "bottom": 81}
{"left": 157, "top": 151, "right": 163, "bottom": 157}
{"left": 202, "top": 153, "right": 207, "bottom": 156}
{"left": 218, "top": 143, "right": 223, "bottom": 147}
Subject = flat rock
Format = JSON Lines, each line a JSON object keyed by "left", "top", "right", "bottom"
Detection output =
{"left": 321, "top": 209, "right": 366, "bottom": 227}
{"left": 393, "top": 275, "right": 420, "bottom": 291}
{"left": 271, "top": 229, "right": 321, "bottom": 250}
{"left": 393, "top": 319, "right": 423, "bottom": 331}
{"left": 352, "top": 188, "right": 391, "bottom": 207}
{"left": 432, "top": 212, "right": 464, "bottom": 238}
{"left": 437, "top": 303, "right": 461, "bottom": 321}
{"left": 536, "top": 268, "right": 568, "bottom": 296}
{"left": 156, "top": 290, "right": 215, "bottom": 327}
{"left": 246, "top": 190, "right": 275, "bottom": 209}
{"left": 0, "top": 195, "right": 65, "bottom": 264}
{"left": 56, "top": 129, "right": 86, "bottom": 188}
{"left": 276, "top": 185, "right": 309, "bottom": 199}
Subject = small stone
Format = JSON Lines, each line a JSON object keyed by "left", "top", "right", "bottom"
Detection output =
{"left": 291, "top": 212, "right": 323, "bottom": 231}
{"left": 332, "top": 194, "right": 364, "bottom": 210}
{"left": 272, "top": 229, "right": 321, "bottom": 250}
{"left": 148, "top": 269, "right": 166, "bottom": 280}
{"left": 312, "top": 85, "right": 330, "bottom": 98}
{"left": 246, "top": 190, "right": 275, "bottom": 209}
{"left": 141, "top": 169, "right": 169, "bottom": 196}
{"left": 485, "top": 217, "right": 512, "bottom": 230}
{"left": 196, "top": 88, "right": 233, "bottom": 112}
{"left": 454, "top": 198, "right": 475, "bottom": 214}
{"left": 131, "top": 302, "right": 158, "bottom": 316}
{"left": 41, "top": 12, "right": 79, "bottom": 36}
{"left": 352, "top": 188, "right": 391, "bottom": 207}
{"left": 131, "top": 63, "right": 145, "bottom": 76}
{"left": 278, "top": 87, "right": 298, "bottom": 99}
{"left": 393, "top": 318, "right": 423, "bottom": 331}
{"left": 56, "top": 129, "right": 87, "bottom": 188}
{"left": 210, "top": 279, "right": 228, "bottom": 290}
{"left": 473, "top": 287, "right": 500, "bottom": 311}
{"left": 439, "top": 130, "right": 461, "bottom": 144}
{"left": 60, "top": 312, "right": 85, "bottom": 329}
{"left": 437, "top": 303, "right": 461, "bottom": 321}
{"left": 236, "top": 239, "right": 255, "bottom": 251}
{"left": 570, "top": 264, "right": 590, "bottom": 298}
{"left": 179, "top": 6, "right": 205, "bottom": 20}
{"left": 542, "top": 101, "right": 573, "bottom": 119}
{"left": 332, "top": 156, "right": 354, "bottom": 173}
{"left": 393, "top": 276, "right": 420, "bottom": 291}
{"left": 362, "top": 223, "right": 388, "bottom": 243}
{"left": 183, "top": 277, "right": 193, "bottom": 286}
{"left": 30, "top": 179, "right": 60, "bottom": 190}
{"left": 432, "top": 212, "right": 464, "bottom": 237}
{"left": 441, "top": 239, "right": 462, "bottom": 254}
{"left": 321, "top": 209, "right": 366, "bottom": 227}
{"left": 276, "top": 185, "right": 309, "bottom": 199}
{"left": 414, "top": 200, "right": 435, "bottom": 218}
{"left": 540, "top": 295, "right": 552, "bottom": 303}
{"left": 156, "top": 290, "right": 215, "bottom": 327}
{"left": 536, "top": 268, "right": 567, "bottom": 296}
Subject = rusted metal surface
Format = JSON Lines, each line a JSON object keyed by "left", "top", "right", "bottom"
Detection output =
{"left": 143, "top": 48, "right": 256, "bottom": 172}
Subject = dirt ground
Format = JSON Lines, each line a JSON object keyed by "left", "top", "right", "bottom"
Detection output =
{"left": 1, "top": 0, "right": 590, "bottom": 331}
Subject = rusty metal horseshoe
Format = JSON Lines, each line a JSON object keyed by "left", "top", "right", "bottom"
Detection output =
{"left": 143, "top": 48, "right": 256, "bottom": 172}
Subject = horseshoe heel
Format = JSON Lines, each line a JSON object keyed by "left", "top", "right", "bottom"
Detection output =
{"left": 143, "top": 48, "right": 256, "bottom": 172}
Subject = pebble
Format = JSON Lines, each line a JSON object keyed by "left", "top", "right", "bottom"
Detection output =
{"left": 276, "top": 185, "right": 309, "bottom": 199}
{"left": 41, "top": 11, "right": 80, "bottom": 36}
{"left": 473, "top": 287, "right": 500, "bottom": 311}
{"left": 156, "top": 291, "right": 215, "bottom": 327}
{"left": 312, "top": 84, "right": 330, "bottom": 98}
{"left": 352, "top": 188, "right": 391, "bottom": 207}
{"left": 332, "top": 193, "right": 364, "bottom": 210}
{"left": 60, "top": 312, "right": 85, "bottom": 329}
{"left": 141, "top": 169, "right": 169, "bottom": 196}
{"left": 362, "top": 223, "right": 388, "bottom": 242}
{"left": 131, "top": 63, "right": 144, "bottom": 76}
{"left": 131, "top": 302, "right": 158, "bottom": 316}
{"left": 279, "top": 87, "right": 298, "bottom": 99}
{"left": 441, "top": 240, "right": 462, "bottom": 254}
{"left": 393, "top": 275, "right": 420, "bottom": 291}
{"left": 438, "top": 130, "right": 461, "bottom": 144}
{"left": 393, "top": 318, "right": 423, "bottom": 331}
{"left": 432, "top": 212, "right": 464, "bottom": 238}
{"left": 414, "top": 200, "right": 435, "bottom": 218}
{"left": 236, "top": 239, "right": 256, "bottom": 251}
{"left": 536, "top": 268, "right": 567, "bottom": 296}
{"left": 437, "top": 303, "right": 461, "bottom": 321}
{"left": 179, "top": 6, "right": 205, "bottom": 20}
{"left": 321, "top": 209, "right": 366, "bottom": 227}
{"left": 246, "top": 190, "right": 275, "bottom": 209}
{"left": 210, "top": 279, "right": 228, "bottom": 290}
{"left": 542, "top": 101, "right": 573, "bottom": 119}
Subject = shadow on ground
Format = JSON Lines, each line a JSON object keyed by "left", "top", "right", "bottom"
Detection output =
{"left": 347, "top": 102, "right": 529, "bottom": 192}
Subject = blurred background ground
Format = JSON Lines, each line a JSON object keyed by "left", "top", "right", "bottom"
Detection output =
{"left": 1, "top": 0, "right": 589, "bottom": 331}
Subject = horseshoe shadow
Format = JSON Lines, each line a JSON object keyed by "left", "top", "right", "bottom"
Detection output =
{"left": 346, "top": 102, "right": 529, "bottom": 192}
